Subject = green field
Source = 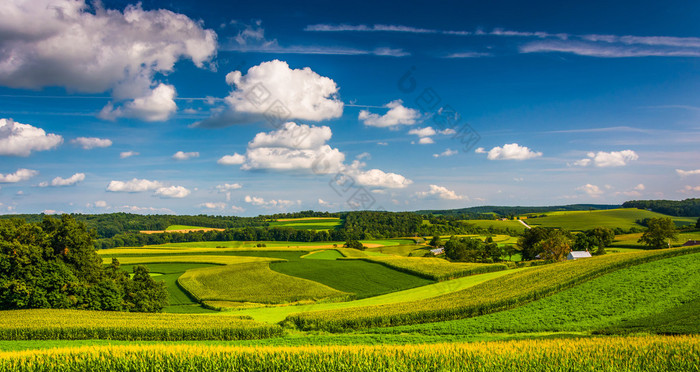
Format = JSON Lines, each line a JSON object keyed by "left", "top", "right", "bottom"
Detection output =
{"left": 522, "top": 208, "right": 698, "bottom": 231}
{"left": 268, "top": 217, "right": 343, "bottom": 230}
{"left": 165, "top": 225, "right": 215, "bottom": 231}
{"left": 461, "top": 219, "right": 528, "bottom": 232}
{"left": 352, "top": 256, "right": 509, "bottom": 281}
{"left": 372, "top": 252, "right": 700, "bottom": 335}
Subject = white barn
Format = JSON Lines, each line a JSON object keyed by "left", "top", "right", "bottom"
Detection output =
{"left": 567, "top": 251, "right": 592, "bottom": 260}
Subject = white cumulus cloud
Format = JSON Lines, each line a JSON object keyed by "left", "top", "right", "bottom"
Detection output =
{"left": 576, "top": 184, "right": 604, "bottom": 197}
{"left": 359, "top": 100, "right": 420, "bottom": 128}
{"left": 120, "top": 151, "right": 139, "bottom": 159}
{"left": 0, "top": 119, "right": 63, "bottom": 156}
{"left": 0, "top": 169, "right": 38, "bottom": 183}
{"left": 0, "top": 1, "right": 216, "bottom": 122}
{"left": 416, "top": 184, "right": 466, "bottom": 200}
{"left": 244, "top": 195, "right": 300, "bottom": 208}
{"left": 352, "top": 168, "right": 413, "bottom": 189}
{"left": 574, "top": 150, "right": 639, "bottom": 167}
{"left": 433, "top": 149, "right": 458, "bottom": 158}
{"left": 71, "top": 137, "right": 112, "bottom": 150}
{"left": 200, "top": 202, "right": 226, "bottom": 210}
{"left": 676, "top": 169, "right": 700, "bottom": 177}
{"left": 218, "top": 153, "right": 246, "bottom": 165}
{"left": 155, "top": 186, "right": 191, "bottom": 198}
{"left": 484, "top": 143, "right": 542, "bottom": 160}
{"left": 172, "top": 151, "right": 200, "bottom": 160}
{"left": 107, "top": 178, "right": 163, "bottom": 193}
{"left": 216, "top": 183, "right": 243, "bottom": 192}
{"left": 39, "top": 173, "right": 85, "bottom": 187}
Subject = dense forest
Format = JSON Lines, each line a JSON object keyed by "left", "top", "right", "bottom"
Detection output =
{"left": 622, "top": 199, "right": 700, "bottom": 217}
{"left": 0, "top": 216, "right": 168, "bottom": 312}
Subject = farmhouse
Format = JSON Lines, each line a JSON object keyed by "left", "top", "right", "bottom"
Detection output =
{"left": 567, "top": 251, "right": 592, "bottom": 260}
{"left": 430, "top": 247, "right": 445, "bottom": 255}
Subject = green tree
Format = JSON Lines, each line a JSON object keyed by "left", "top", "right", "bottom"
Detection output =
{"left": 428, "top": 235, "right": 441, "bottom": 247}
{"left": 517, "top": 227, "right": 553, "bottom": 260}
{"left": 503, "top": 245, "right": 517, "bottom": 261}
{"left": 125, "top": 266, "right": 169, "bottom": 312}
{"left": 536, "top": 230, "right": 572, "bottom": 261}
{"left": 638, "top": 217, "right": 678, "bottom": 249}
{"left": 696, "top": 217, "right": 700, "bottom": 229}
{"left": 343, "top": 240, "right": 365, "bottom": 250}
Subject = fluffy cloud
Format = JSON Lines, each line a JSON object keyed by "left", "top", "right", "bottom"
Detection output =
{"left": 0, "top": 119, "right": 63, "bottom": 156}
{"left": 484, "top": 143, "right": 542, "bottom": 160}
{"left": 0, "top": 169, "right": 38, "bottom": 183}
{"left": 474, "top": 147, "right": 486, "bottom": 154}
{"left": 200, "top": 202, "right": 226, "bottom": 210}
{"left": 172, "top": 151, "right": 200, "bottom": 160}
{"left": 359, "top": 100, "right": 420, "bottom": 128}
{"left": 217, "top": 153, "right": 246, "bottom": 165}
{"left": 416, "top": 184, "right": 466, "bottom": 200}
{"left": 433, "top": 149, "right": 458, "bottom": 158}
{"left": 408, "top": 127, "right": 436, "bottom": 138}
{"left": 71, "top": 137, "right": 112, "bottom": 150}
{"left": 352, "top": 168, "right": 413, "bottom": 189}
{"left": 155, "top": 186, "right": 191, "bottom": 198}
{"left": 39, "top": 173, "right": 85, "bottom": 187}
{"left": 574, "top": 150, "right": 639, "bottom": 167}
{"left": 417, "top": 137, "right": 434, "bottom": 144}
{"left": 95, "top": 200, "right": 108, "bottom": 208}
{"left": 244, "top": 195, "right": 300, "bottom": 208}
{"left": 680, "top": 185, "right": 700, "bottom": 194}
{"left": 197, "top": 60, "right": 342, "bottom": 127}
{"left": 241, "top": 122, "right": 345, "bottom": 173}
{"left": 0, "top": 1, "right": 216, "bottom": 122}
{"left": 106, "top": 178, "right": 163, "bottom": 192}
{"left": 119, "top": 205, "right": 174, "bottom": 214}
{"left": 576, "top": 184, "right": 604, "bottom": 197}
{"left": 676, "top": 169, "right": 700, "bottom": 177}
{"left": 615, "top": 183, "right": 645, "bottom": 197}
{"left": 120, "top": 151, "right": 139, "bottom": 159}
{"left": 99, "top": 84, "right": 177, "bottom": 122}
{"left": 216, "top": 183, "right": 242, "bottom": 192}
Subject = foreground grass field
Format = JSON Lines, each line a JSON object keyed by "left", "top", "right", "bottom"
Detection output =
{"left": 0, "top": 310, "right": 282, "bottom": 341}
{"left": 287, "top": 245, "right": 700, "bottom": 331}
{"left": 523, "top": 208, "right": 697, "bottom": 230}
{"left": 371, "top": 252, "right": 700, "bottom": 336}
{"left": 0, "top": 336, "right": 695, "bottom": 371}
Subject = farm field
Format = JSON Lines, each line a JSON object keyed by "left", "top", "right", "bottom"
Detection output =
{"left": 522, "top": 208, "right": 698, "bottom": 231}
{"left": 460, "top": 219, "right": 528, "bottom": 232}
{"left": 371, "top": 252, "right": 700, "bottom": 335}
{"left": 0, "top": 336, "right": 696, "bottom": 371}
{"left": 268, "top": 217, "right": 343, "bottom": 230}
{"left": 351, "top": 256, "right": 509, "bottom": 281}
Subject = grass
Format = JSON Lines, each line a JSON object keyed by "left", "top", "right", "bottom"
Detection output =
{"left": 598, "top": 297, "right": 700, "bottom": 335}
{"left": 0, "top": 309, "right": 282, "bottom": 341}
{"left": 300, "top": 250, "right": 344, "bottom": 260}
{"left": 611, "top": 231, "right": 700, "bottom": 249}
{"left": 365, "top": 244, "right": 425, "bottom": 256}
{"left": 0, "top": 336, "right": 696, "bottom": 371}
{"left": 371, "top": 252, "right": 700, "bottom": 335}
{"left": 271, "top": 255, "right": 434, "bottom": 299}
{"left": 269, "top": 218, "right": 342, "bottom": 230}
{"left": 460, "top": 219, "right": 528, "bottom": 233}
{"left": 522, "top": 208, "right": 697, "bottom": 231}
{"left": 350, "top": 256, "right": 509, "bottom": 281}
{"left": 232, "top": 269, "right": 521, "bottom": 323}
{"left": 120, "top": 263, "right": 218, "bottom": 313}
{"left": 286, "top": 245, "right": 700, "bottom": 331}
{"left": 178, "top": 261, "right": 348, "bottom": 304}
{"left": 165, "top": 225, "right": 214, "bottom": 231}
{"left": 104, "top": 255, "right": 281, "bottom": 266}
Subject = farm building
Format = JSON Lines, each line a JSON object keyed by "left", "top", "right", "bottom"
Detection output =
{"left": 567, "top": 251, "right": 592, "bottom": 260}
{"left": 683, "top": 240, "right": 700, "bottom": 247}
{"left": 430, "top": 247, "right": 445, "bottom": 255}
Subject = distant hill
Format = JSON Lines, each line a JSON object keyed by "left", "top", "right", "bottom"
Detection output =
{"left": 415, "top": 204, "right": 620, "bottom": 217}
{"left": 622, "top": 199, "right": 700, "bottom": 217}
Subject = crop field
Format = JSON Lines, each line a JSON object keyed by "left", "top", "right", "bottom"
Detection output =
{"left": 268, "top": 217, "right": 342, "bottom": 230}
{"left": 178, "top": 261, "right": 348, "bottom": 304}
{"left": 460, "top": 219, "right": 528, "bottom": 232}
{"left": 0, "top": 336, "right": 696, "bottom": 371}
{"left": 120, "top": 263, "right": 218, "bottom": 313}
{"left": 287, "top": 245, "right": 700, "bottom": 331}
{"left": 233, "top": 269, "right": 521, "bottom": 323}
{"left": 372, "top": 252, "right": 700, "bottom": 335}
{"left": 103, "top": 255, "right": 281, "bottom": 266}
{"left": 352, "top": 256, "right": 509, "bottom": 281}
{"left": 271, "top": 254, "right": 434, "bottom": 299}
{"left": 0, "top": 309, "right": 282, "bottom": 341}
{"left": 522, "top": 208, "right": 697, "bottom": 231}
{"left": 610, "top": 232, "right": 700, "bottom": 249}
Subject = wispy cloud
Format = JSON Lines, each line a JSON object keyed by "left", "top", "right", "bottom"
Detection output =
{"left": 305, "top": 24, "right": 440, "bottom": 34}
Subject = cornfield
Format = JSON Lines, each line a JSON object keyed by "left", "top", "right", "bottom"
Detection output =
{"left": 0, "top": 335, "right": 696, "bottom": 371}
{"left": 288, "top": 245, "right": 700, "bottom": 331}
{"left": 0, "top": 309, "right": 283, "bottom": 341}
{"left": 354, "top": 256, "right": 508, "bottom": 281}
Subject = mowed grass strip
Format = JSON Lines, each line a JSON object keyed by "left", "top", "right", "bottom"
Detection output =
{"left": 287, "top": 245, "right": 700, "bottom": 331}
{"left": 0, "top": 336, "right": 696, "bottom": 371}
{"left": 0, "top": 309, "right": 282, "bottom": 341}
{"left": 178, "top": 262, "right": 349, "bottom": 304}
{"left": 351, "top": 256, "right": 509, "bottom": 281}
{"left": 373, "top": 252, "right": 700, "bottom": 335}
{"left": 102, "top": 255, "right": 280, "bottom": 266}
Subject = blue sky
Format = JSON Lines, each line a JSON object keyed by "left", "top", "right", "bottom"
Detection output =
{"left": 1, "top": 0, "right": 699, "bottom": 216}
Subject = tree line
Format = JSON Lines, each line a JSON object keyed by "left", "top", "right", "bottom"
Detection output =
{"left": 622, "top": 198, "right": 700, "bottom": 217}
{"left": 0, "top": 216, "right": 168, "bottom": 312}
